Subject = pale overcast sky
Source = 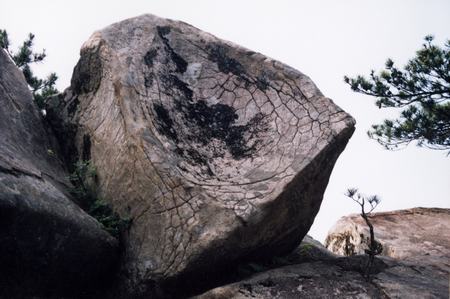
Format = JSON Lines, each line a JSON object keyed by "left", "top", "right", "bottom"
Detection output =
{"left": 1, "top": 0, "right": 449, "bottom": 242}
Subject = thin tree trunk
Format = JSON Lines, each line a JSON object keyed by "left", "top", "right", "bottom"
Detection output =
{"left": 361, "top": 211, "right": 375, "bottom": 280}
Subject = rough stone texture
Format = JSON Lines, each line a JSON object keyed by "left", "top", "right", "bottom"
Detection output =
{"left": 175, "top": 235, "right": 339, "bottom": 297}
{"left": 324, "top": 207, "right": 450, "bottom": 299}
{"left": 195, "top": 236, "right": 449, "bottom": 299}
{"left": 294, "top": 234, "right": 338, "bottom": 262}
{"left": 325, "top": 208, "right": 450, "bottom": 270}
{"left": 0, "top": 49, "right": 119, "bottom": 298}
{"left": 195, "top": 261, "right": 385, "bottom": 299}
{"left": 52, "top": 14, "right": 354, "bottom": 295}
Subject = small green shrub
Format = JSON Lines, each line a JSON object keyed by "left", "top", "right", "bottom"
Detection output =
{"left": 87, "top": 198, "right": 131, "bottom": 237}
{"left": 299, "top": 244, "right": 313, "bottom": 253}
{"left": 68, "top": 160, "right": 131, "bottom": 237}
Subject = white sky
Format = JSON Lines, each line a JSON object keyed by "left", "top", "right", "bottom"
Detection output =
{"left": 1, "top": 0, "right": 449, "bottom": 242}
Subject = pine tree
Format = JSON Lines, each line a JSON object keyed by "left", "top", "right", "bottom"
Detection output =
{"left": 0, "top": 29, "right": 58, "bottom": 110}
{"left": 345, "top": 188, "right": 383, "bottom": 280}
{"left": 344, "top": 36, "right": 450, "bottom": 152}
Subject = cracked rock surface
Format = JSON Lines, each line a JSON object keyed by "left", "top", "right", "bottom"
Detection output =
{"left": 53, "top": 14, "right": 355, "bottom": 296}
{"left": 0, "top": 49, "right": 118, "bottom": 298}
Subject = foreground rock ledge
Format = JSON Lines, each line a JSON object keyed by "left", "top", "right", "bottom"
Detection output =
{"left": 196, "top": 235, "right": 448, "bottom": 299}
{"left": 52, "top": 14, "right": 355, "bottom": 296}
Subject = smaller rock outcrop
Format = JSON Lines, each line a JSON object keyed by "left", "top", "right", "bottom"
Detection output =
{"left": 0, "top": 49, "right": 119, "bottom": 298}
{"left": 325, "top": 207, "right": 450, "bottom": 269}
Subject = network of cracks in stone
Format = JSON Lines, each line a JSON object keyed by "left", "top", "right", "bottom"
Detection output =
{"left": 130, "top": 26, "right": 344, "bottom": 277}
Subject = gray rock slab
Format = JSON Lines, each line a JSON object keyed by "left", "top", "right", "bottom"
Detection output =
{"left": 0, "top": 48, "right": 118, "bottom": 298}
{"left": 195, "top": 235, "right": 448, "bottom": 299}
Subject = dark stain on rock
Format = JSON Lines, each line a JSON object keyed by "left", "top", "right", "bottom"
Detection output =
{"left": 153, "top": 103, "right": 178, "bottom": 143}
{"left": 144, "top": 49, "right": 158, "bottom": 67}
{"left": 160, "top": 74, "right": 193, "bottom": 101}
{"left": 185, "top": 148, "right": 209, "bottom": 167}
{"left": 156, "top": 25, "right": 171, "bottom": 37}
{"left": 67, "top": 97, "right": 80, "bottom": 117}
{"left": 154, "top": 97, "right": 266, "bottom": 162}
{"left": 71, "top": 45, "right": 103, "bottom": 95}
{"left": 256, "top": 75, "right": 270, "bottom": 91}
{"left": 154, "top": 70, "right": 267, "bottom": 163}
{"left": 208, "top": 44, "right": 246, "bottom": 77}
{"left": 181, "top": 100, "right": 267, "bottom": 159}
{"left": 186, "top": 101, "right": 238, "bottom": 140}
{"left": 144, "top": 73, "right": 154, "bottom": 88}
{"left": 143, "top": 49, "right": 157, "bottom": 87}
{"left": 150, "top": 37, "right": 268, "bottom": 169}
{"left": 156, "top": 26, "right": 188, "bottom": 74}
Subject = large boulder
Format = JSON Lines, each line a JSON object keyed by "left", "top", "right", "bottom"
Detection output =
{"left": 0, "top": 49, "right": 118, "bottom": 297}
{"left": 51, "top": 14, "right": 355, "bottom": 296}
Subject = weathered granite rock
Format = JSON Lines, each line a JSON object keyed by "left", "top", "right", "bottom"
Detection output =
{"left": 325, "top": 208, "right": 450, "bottom": 270}
{"left": 195, "top": 258, "right": 449, "bottom": 299}
{"left": 323, "top": 207, "right": 450, "bottom": 299}
{"left": 195, "top": 261, "right": 385, "bottom": 299}
{"left": 0, "top": 49, "right": 118, "bottom": 297}
{"left": 51, "top": 14, "right": 355, "bottom": 296}
{"left": 195, "top": 235, "right": 448, "bottom": 299}
{"left": 170, "top": 235, "right": 339, "bottom": 297}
